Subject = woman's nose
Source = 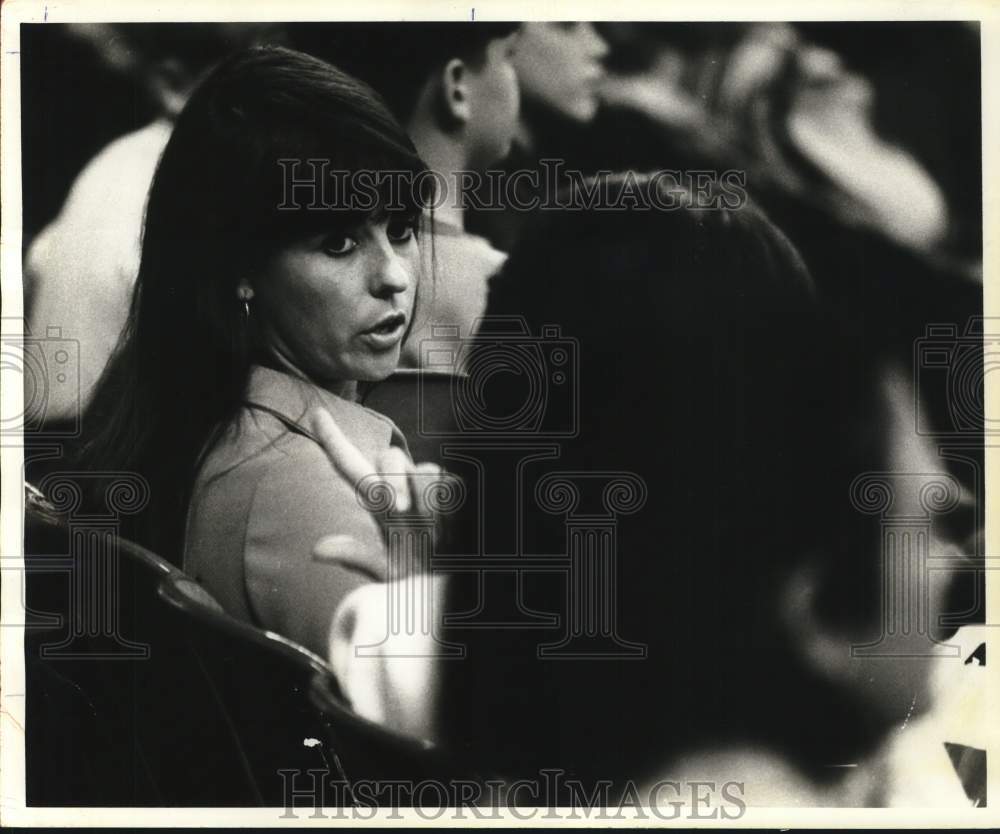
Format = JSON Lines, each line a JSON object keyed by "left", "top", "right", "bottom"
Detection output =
{"left": 368, "top": 244, "right": 411, "bottom": 298}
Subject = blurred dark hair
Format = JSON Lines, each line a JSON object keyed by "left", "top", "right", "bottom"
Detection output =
{"left": 80, "top": 46, "right": 429, "bottom": 559}
{"left": 288, "top": 22, "right": 521, "bottom": 125}
{"left": 440, "top": 173, "right": 889, "bottom": 787}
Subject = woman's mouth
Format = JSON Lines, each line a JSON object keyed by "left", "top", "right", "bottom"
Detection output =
{"left": 360, "top": 312, "right": 407, "bottom": 351}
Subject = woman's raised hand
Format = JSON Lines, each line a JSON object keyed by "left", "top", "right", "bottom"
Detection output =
{"left": 306, "top": 405, "right": 446, "bottom": 520}
{"left": 305, "top": 406, "right": 452, "bottom": 740}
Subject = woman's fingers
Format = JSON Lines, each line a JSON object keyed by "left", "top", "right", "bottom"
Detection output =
{"left": 375, "top": 446, "right": 414, "bottom": 513}
{"left": 307, "top": 406, "right": 375, "bottom": 487}
{"left": 308, "top": 406, "right": 450, "bottom": 518}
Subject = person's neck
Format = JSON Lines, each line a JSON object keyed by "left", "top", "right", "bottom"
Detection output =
{"left": 262, "top": 350, "right": 358, "bottom": 401}
{"left": 514, "top": 117, "right": 536, "bottom": 155}
{"left": 318, "top": 377, "right": 358, "bottom": 402}
{"left": 407, "top": 121, "right": 470, "bottom": 230}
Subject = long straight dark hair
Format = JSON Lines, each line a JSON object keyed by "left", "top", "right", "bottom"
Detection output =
{"left": 80, "top": 46, "right": 430, "bottom": 560}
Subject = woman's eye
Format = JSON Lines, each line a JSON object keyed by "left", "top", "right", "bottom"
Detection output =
{"left": 322, "top": 234, "right": 357, "bottom": 256}
{"left": 387, "top": 216, "right": 418, "bottom": 243}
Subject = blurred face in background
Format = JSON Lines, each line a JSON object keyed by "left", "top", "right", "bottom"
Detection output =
{"left": 512, "top": 22, "right": 608, "bottom": 123}
{"left": 794, "top": 42, "right": 874, "bottom": 111}
{"left": 464, "top": 31, "right": 522, "bottom": 167}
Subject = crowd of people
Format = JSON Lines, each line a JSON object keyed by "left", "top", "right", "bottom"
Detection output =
{"left": 21, "top": 21, "right": 985, "bottom": 808}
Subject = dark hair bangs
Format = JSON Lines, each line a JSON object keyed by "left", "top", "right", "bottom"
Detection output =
{"left": 239, "top": 114, "right": 433, "bottom": 250}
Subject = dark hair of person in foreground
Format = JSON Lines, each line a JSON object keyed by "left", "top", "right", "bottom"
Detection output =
{"left": 438, "top": 173, "right": 925, "bottom": 798}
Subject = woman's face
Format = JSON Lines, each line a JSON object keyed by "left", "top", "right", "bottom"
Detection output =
{"left": 252, "top": 213, "right": 419, "bottom": 389}
{"left": 512, "top": 22, "right": 609, "bottom": 123}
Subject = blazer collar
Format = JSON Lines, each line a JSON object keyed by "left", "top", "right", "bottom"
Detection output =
{"left": 244, "top": 365, "right": 401, "bottom": 462}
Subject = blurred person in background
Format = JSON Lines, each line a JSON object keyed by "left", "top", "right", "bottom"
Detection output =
{"left": 510, "top": 22, "right": 609, "bottom": 148}
{"left": 594, "top": 21, "right": 982, "bottom": 279}
{"left": 590, "top": 22, "right": 984, "bottom": 514}
{"left": 466, "top": 22, "right": 610, "bottom": 251}
{"left": 601, "top": 22, "right": 951, "bottom": 255}
{"left": 23, "top": 24, "right": 282, "bottom": 428}
{"left": 291, "top": 23, "right": 522, "bottom": 368}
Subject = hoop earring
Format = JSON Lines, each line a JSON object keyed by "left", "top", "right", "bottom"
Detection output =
{"left": 237, "top": 283, "right": 254, "bottom": 323}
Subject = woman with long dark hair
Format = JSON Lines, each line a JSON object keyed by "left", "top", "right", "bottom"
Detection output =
{"left": 82, "top": 46, "right": 441, "bottom": 660}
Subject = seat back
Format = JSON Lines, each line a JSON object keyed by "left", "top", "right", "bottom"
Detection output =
{"left": 156, "top": 573, "right": 348, "bottom": 805}
{"left": 159, "top": 573, "right": 472, "bottom": 807}
{"left": 361, "top": 368, "right": 465, "bottom": 465}
{"left": 23, "top": 492, "right": 268, "bottom": 805}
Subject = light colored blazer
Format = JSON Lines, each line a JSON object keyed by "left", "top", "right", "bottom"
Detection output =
{"left": 183, "top": 365, "right": 408, "bottom": 657}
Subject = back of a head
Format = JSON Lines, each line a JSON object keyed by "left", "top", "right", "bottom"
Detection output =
{"left": 440, "top": 174, "right": 888, "bottom": 785}
{"left": 288, "top": 22, "right": 521, "bottom": 125}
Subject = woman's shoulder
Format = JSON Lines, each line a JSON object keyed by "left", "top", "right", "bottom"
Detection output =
{"left": 247, "top": 365, "right": 405, "bottom": 459}
{"left": 193, "top": 404, "right": 310, "bottom": 487}
{"left": 187, "top": 404, "right": 375, "bottom": 564}
{"left": 194, "top": 366, "right": 407, "bottom": 489}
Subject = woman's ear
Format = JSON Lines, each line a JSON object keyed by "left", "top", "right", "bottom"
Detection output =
{"left": 439, "top": 58, "right": 472, "bottom": 125}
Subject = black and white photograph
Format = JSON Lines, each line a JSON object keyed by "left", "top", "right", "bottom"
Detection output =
{"left": 0, "top": 0, "right": 996, "bottom": 825}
